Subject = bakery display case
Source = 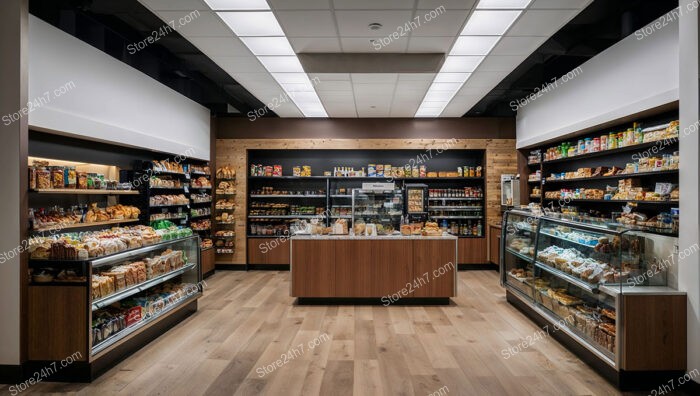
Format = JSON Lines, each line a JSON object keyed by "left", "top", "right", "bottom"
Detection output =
{"left": 28, "top": 235, "right": 201, "bottom": 380}
{"left": 351, "top": 188, "right": 403, "bottom": 235}
{"left": 501, "top": 210, "right": 538, "bottom": 299}
{"left": 501, "top": 210, "right": 687, "bottom": 388}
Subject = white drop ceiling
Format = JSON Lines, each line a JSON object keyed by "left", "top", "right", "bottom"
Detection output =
{"left": 139, "top": 0, "right": 592, "bottom": 118}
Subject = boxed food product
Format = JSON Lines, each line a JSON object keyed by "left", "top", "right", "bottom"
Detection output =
{"left": 376, "top": 164, "right": 384, "bottom": 177}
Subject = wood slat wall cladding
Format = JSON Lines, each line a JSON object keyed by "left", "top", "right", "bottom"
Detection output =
{"left": 216, "top": 138, "right": 517, "bottom": 265}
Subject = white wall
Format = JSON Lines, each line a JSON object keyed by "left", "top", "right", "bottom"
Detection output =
{"left": 28, "top": 15, "right": 211, "bottom": 160}
{"left": 515, "top": 13, "right": 679, "bottom": 148}
{"left": 678, "top": 0, "right": 700, "bottom": 384}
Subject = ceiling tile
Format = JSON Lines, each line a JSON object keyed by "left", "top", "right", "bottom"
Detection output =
{"left": 396, "top": 80, "right": 431, "bottom": 90}
{"left": 342, "top": 37, "right": 408, "bottom": 52}
{"left": 507, "top": 9, "right": 581, "bottom": 36}
{"left": 417, "top": 0, "right": 477, "bottom": 9}
{"left": 441, "top": 96, "right": 480, "bottom": 116}
{"left": 333, "top": 0, "right": 414, "bottom": 10}
{"left": 140, "top": 0, "right": 209, "bottom": 11}
{"left": 318, "top": 91, "right": 355, "bottom": 100}
{"left": 407, "top": 37, "right": 454, "bottom": 53}
{"left": 394, "top": 87, "right": 429, "bottom": 97}
{"left": 352, "top": 73, "right": 398, "bottom": 83}
{"left": 268, "top": 0, "right": 331, "bottom": 10}
{"left": 530, "top": 0, "right": 592, "bottom": 9}
{"left": 477, "top": 55, "right": 528, "bottom": 72}
{"left": 491, "top": 36, "right": 548, "bottom": 56}
{"left": 185, "top": 36, "right": 249, "bottom": 56}
{"left": 315, "top": 80, "right": 354, "bottom": 91}
{"left": 212, "top": 56, "right": 265, "bottom": 73}
{"left": 309, "top": 73, "right": 351, "bottom": 81}
{"left": 336, "top": 11, "right": 413, "bottom": 37}
{"left": 157, "top": 11, "right": 231, "bottom": 36}
{"left": 276, "top": 11, "right": 338, "bottom": 37}
{"left": 410, "top": 11, "right": 467, "bottom": 37}
{"left": 353, "top": 83, "right": 396, "bottom": 96}
{"left": 288, "top": 37, "right": 342, "bottom": 52}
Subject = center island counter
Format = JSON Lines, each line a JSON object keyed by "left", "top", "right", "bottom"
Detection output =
{"left": 290, "top": 235, "right": 457, "bottom": 304}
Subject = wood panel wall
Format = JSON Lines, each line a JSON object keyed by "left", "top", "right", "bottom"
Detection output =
{"left": 216, "top": 138, "right": 517, "bottom": 265}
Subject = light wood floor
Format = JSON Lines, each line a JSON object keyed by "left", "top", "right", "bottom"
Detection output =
{"left": 14, "top": 270, "right": 683, "bottom": 395}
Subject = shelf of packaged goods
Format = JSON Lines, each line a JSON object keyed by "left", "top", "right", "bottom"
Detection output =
{"left": 92, "top": 263, "right": 197, "bottom": 311}
{"left": 330, "top": 195, "right": 352, "bottom": 198}
{"left": 248, "top": 176, "right": 327, "bottom": 180}
{"left": 32, "top": 218, "right": 140, "bottom": 233}
{"left": 404, "top": 177, "right": 484, "bottom": 181}
{"left": 428, "top": 197, "right": 483, "bottom": 201}
{"left": 534, "top": 261, "right": 618, "bottom": 297}
{"left": 544, "top": 169, "right": 679, "bottom": 184}
{"left": 505, "top": 247, "right": 535, "bottom": 262}
{"left": 507, "top": 287, "right": 617, "bottom": 367}
{"left": 190, "top": 201, "right": 212, "bottom": 205}
{"left": 190, "top": 172, "right": 210, "bottom": 176}
{"left": 527, "top": 179, "right": 542, "bottom": 184}
{"left": 248, "top": 215, "right": 320, "bottom": 219}
{"left": 188, "top": 214, "right": 211, "bottom": 220}
{"left": 91, "top": 291, "right": 202, "bottom": 357}
{"left": 213, "top": 235, "right": 236, "bottom": 239}
{"left": 539, "top": 230, "right": 603, "bottom": 249}
{"left": 542, "top": 139, "right": 679, "bottom": 165}
{"left": 189, "top": 187, "right": 212, "bottom": 191}
{"left": 330, "top": 215, "right": 352, "bottom": 219}
{"left": 430, "top": 216, "right": 483, "bottom": 220}
{"left": 542, "top": 198, "right": 679, "bottom": 205}
{"left": 215, "top": 207, "right": 236, "bottom": 211}
{"left": 250, "top": 194, "right": 326, "bottom": 198}
{"left": 428, "top": 206, "right": 483, "bottom": 210}
{"left": 30, "top": 189, "right": 139, "bottom": 195}
{"left": 355, "top": 213, "right": 403, "bottom": 217}
{"left": 215, "top": 249, "right": 235, "bottom": 254}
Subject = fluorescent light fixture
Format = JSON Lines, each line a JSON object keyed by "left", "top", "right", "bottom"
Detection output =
{"left": 419, "top": 101, "right": 449, "bottom": 109}
{"left": 415, "top": 107, "right": 442, "bottom": 117}
{"left": 460, "top": 10, "right": 521, "bottom": 35}
{"left": 240, "top": 37, "right": 295, "bottom": 55}
{"left": 433, "top": 73, "right": 471, "bottom": 83}
{"left": 217, "top": 12, "right": 284, "bottom": 36}
{"left": 440, "top": 56, "right": 485, "bottom": 73}
{"left": 258, "top": 56, "right": 304, "bottom": 72}
{"left": 288, "top": 91, "right": 323, "bottom": 104}
{"left": 476, "top": 0, "right": 531, "bottom": 9}
{"left": 271, "top": 73, "right": 312, "bottom": 84}
{"left": 281, "top": 82, "right": 315, "bottom": 92}
{"left": 429, "top": 82, "right": 464, "bottom": 92}
{"left": 423, "top": 91, "right": 456, "bottom": 102}
{"left": 299, "top": 104, "right": 328, "bottom": 117}
{"left": 204, "top": 0, "right": 270, "bottom": 10}
{"left": 450, "top": 36, "right": 501, "bottom": 56}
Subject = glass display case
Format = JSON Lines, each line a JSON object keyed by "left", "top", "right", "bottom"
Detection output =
{"left": 351, "top": 188, "right": 403, "bottom": 235}
{"left": 29, "top": 235, "right": 201, "bottom": 359}
{"left": 405, "top": 183, "right": 428, "bottom": 223}
{"left": 501, "top": 210, "right": 538, "bottom": 298}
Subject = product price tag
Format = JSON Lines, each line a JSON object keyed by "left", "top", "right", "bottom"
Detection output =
{"left": 184, "top": 186, "right": 189, "bottom": 193}
{"left": 185, "top": 173, "right": 191, "bottom": 180}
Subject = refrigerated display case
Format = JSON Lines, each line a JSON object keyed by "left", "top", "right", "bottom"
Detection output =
{"left": 27, "top": 236, "right": 202, "bottom": 380}
{"left": 351, "top": 188, "right": 403, "bottom": 235}
{"left": 500, "top": 210, "right": 686, "bottom": 388}
{"left": 501, "top": 174, "right": 520, "bottom": 208}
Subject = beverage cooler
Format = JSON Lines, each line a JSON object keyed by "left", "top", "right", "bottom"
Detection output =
{"left": 404, "top": 183, "right": 428, "bottom": 223}
{"left": 501, "top": 174, "right": 520, "bottom": 209}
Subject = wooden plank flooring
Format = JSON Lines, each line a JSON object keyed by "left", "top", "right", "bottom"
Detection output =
{"left": 9, "top": 271, "right": 685, "bottom": 395}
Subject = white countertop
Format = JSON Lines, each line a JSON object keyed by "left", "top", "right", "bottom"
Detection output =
{"left": 290, "top": 234, "right": 458, "bottom": 240}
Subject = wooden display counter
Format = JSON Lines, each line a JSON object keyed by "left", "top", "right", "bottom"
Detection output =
{"left": 290, "top": 235, "right": 457, "bottom": 303}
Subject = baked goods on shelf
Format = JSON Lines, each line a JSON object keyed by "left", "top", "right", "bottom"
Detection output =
{"left": 215, "top": 199, "right": 235, "bottom": 210}
{"left": 201, "top": 238, "right": 213, "bottom": 249}
{"left": 190, "top": 219, "right": 211, "bottom": 231}
{"left": 28, "top": 225, "right": 178, "bottom": 260}
{"left": 422, "top": 222, "right": 442, "bottom": 236}
{"left": 215, "top": 212, "right": 234, "bottom": 224}
{"left": 216, "top": 165, "right": 235, "bottom": 179}
{"left": 190, "top": 176, "right": 211, "bottom": 188}
{"left": 150, "top": 176, "right": 182, "bottom": 188}
{"left": 215, "top": 230, "right": 235, "bottom": 237}
{"left": 152, "top": 160, "right": 184, "bottom": 174}
{"left": 216, "top": 181, "right": 235, "bottom": 195}
{"left": 150, "top": 194, "right": 188, "bottom": 207}
{"left": 189, "top": 165, "right": 210, "bottom": 175}
{"left": 190, "top": 193, "right": 211, "bottom": 204}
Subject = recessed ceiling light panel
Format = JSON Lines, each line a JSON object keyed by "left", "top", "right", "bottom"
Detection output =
{"left": 204, "top": 0, "right": 271, "bottom": 10}
{"left": 440, "top": 56, "right": 485, "bottom": 73}
{"left": 476, "top": 0, "right": 531, "bottom": 9}
{"left": 450, "top": 36, "right": 501, "bottom": 56}
{"left": 258, "top": 56, "right": 304, "bottom": 73}
{"left": 460, "top": 10, "right": 521, "bottom": 35}
{"left": 240, "top": 37, "right": 295, "bottom": 55}
{"left": 217, "top": 12, "right": 284, "bottom": 36}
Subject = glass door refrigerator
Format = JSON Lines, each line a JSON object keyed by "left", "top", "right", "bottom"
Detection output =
{"left": 404, "top": 183, "right": 428, "bottom": 223}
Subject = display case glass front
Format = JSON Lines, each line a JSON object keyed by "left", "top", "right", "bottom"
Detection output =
{"left": 351, "top": 189, "right": 403, "bottom": 235}
{"left": 501, "top": 210, "right": 538, "bottom": 298}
